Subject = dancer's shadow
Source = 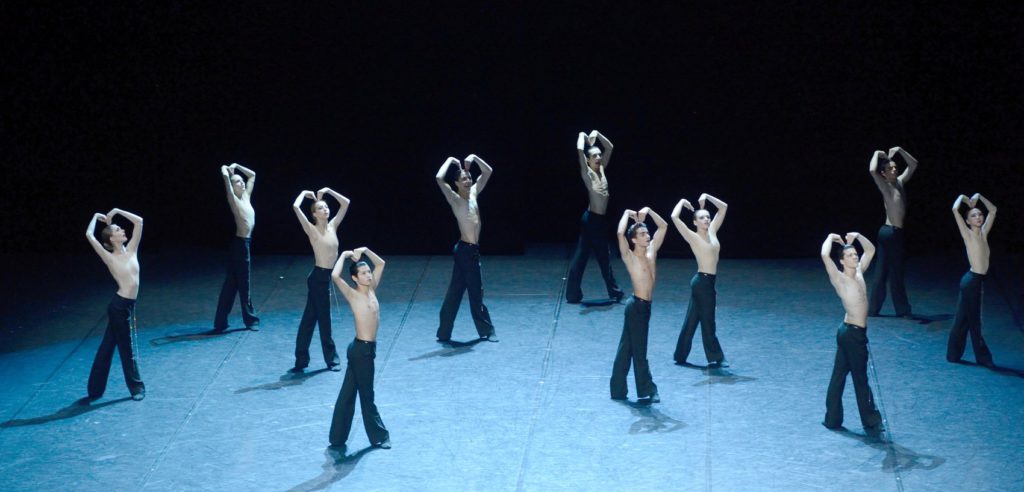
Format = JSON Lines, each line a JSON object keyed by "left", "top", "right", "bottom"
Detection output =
{"left": 286, "top": 446, "right": 376, "bottom": 492}
{"left": 615, "top": 400, "right": 687, "bottom": 434}
{"left": 150, "top": 327, "right": 250, "bottom": 346}
{"left": 834, "top": 428, "right": 946, "bottom": 473}
{"left": 234, "top": 369, "right": 331, "bottom": 394}
{"left": 910, "top": 313, "right": 953, "bottom": 326}
{"left": 1, "top": 396, "right": 132, "bottom": 427}
{"left": 408, "top": 339, "right": 483, "bottom": 361}
{"left": 952, "top": 360, "right": 1024, "bottom": 378}
{"left": 692, "top": 367, "right": 757, "bottom": 386}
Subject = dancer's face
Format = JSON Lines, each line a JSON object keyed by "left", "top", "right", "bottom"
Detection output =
{"left": 882, "top": 162, "right": 898, "bottom": 183}
{"left": 312, "top": 200, "right": 330, "bottom": 222}
{"left": 631, "top": 226, "right": 650, "bottom": 248}
{"left": 230, "top": 175, "right": 245, "bottom": 197}
{"left": 840, "top": 247, "right": 859, "bottom": 270}
{"left": 352, "top": 264, "right": 374, "bottom": 287}
{"left": 967, "top": 208, "right": 985, "bottom": 228}
{"left": 456, "top": 170, "right": 473, "bottom": 193}
{"left": 693, "top": 210, "right": 711, "bottom": 230}
{"left": 586, "top": 148, "right": 602, "bottom": 170}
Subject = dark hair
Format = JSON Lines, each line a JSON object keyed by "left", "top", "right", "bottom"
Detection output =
{"left": 877, "top": 156, "right": 897, "bottom": 174}
{"left": 444, "top": 163, "right": 466, "bottom": 191}
{"left": 349, "top": 260, "right": 370, "bottom": 278}
{"left": 626, "top": 222, "right": 647, "bottom": 243}
{"left": 309, "top": 200, "right": 326, "bottom": 217}
{"left": 834, "top": 244, "right": 857, "bottom": 264}
{"left": 962, "top": 207, "right": 985, "bottom": 220}
{"left": 586, "top": 146, "right": 601, "bottom": 158}
{"left": 100, "top": 225, "right": 115, "bottom": 252}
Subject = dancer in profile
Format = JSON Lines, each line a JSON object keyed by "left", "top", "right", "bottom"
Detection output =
{"left": 947, "top": 193, "right": 997, "bottom": 367}
{"left": 435, "top": 155, "right": 497, "bottom": 343}
{"left": 566, "top": 130, "right": 624, "bottom": 304}
{"left": 671, "top": 194, "right": 728, "bottom": 368}
{"left": 85, "top": 209, "right": 146, "bottom": 401}
{"left": 820, "top": 233, "right": 883, "bottom": 433}
{"left": 610, "top": 207, "right": 667, "bottom": 404}
{"left": 291, "top": 188, "right": 349, "bottom": 372}
{"left": 329, "top": 247, "right": 390, "bottom": 450}
{"left": 867, "top": 147, "right": 918, "bottom": 317}
{"left": 213, "top": 163, "right": 260, "bottom": 332}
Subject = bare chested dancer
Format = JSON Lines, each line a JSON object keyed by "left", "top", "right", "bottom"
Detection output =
{"left": 328, "top": 247, "right": 391, "bottom": 450}
{"left": 566, "top": 130, "right": 624, "bottom": 304}
{"left": 610, "top": 207, "right": 668, "bottom": 404}
{"left": 868, "top": 147, "right": 919, "bottom": 317}
{"left": 85, "top": 209, "right": 146, "bottom": 401}
{"left": 291, "top": 188, "right": 350, "bottom": 371}
{"left": 671, "top": 194, "right": 729, "bottom": 367}
{"left": 947, "top": 193, "right": 997, "bottom": 366}
{"left": 213, "top": 163, "right": 260, "bottom": 332}
{"left": 821, "top": 233, "right": 883, "bottom": 432}
{"left": 435, "top": 155, "right": 497, "bottom": 343}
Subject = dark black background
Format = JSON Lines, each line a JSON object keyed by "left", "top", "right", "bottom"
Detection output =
{"left": 4, "top": 3, "right": 1021, "bottom": 258}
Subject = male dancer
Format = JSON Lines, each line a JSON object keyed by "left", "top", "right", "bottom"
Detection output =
{"left": 328, "top": 247, "right": 391, "bottom": 450}
{"left": 85, "top": 209, "right": 146, "bottom": 401}
{"left": 868, "top": 147, "right": 918, "bottom": 317}
{"left": 213, "top": 163, "right": 260, "bottom": 332}
{"left": 566, "top": 130, "right": 624, "bottom": 304}
{"left": 435, "top": 155, "right": 497, "bottom": 343}
{"left": 610, "top": 207, "right": 667, "bottom": 404}
{"left": 671, "top": 194, "right": 729, "bottom": 367}
{"left": 291, "top": 188, "right": 349, "bottom": 372}
{"left": 821, "top": 233, "right": 883, "bottom": 432}
{"left": 947, "top": 193, "right": 997, "bottom": 367}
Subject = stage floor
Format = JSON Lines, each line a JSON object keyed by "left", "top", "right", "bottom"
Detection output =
{"left": 2, "top": 248, "right": 1022, "bottom": 491}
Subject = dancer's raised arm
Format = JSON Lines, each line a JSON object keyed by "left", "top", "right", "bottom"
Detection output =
{"left": 888, "top": 146, "right": 918, "bottom": 184}
{"left": 318, "top": 187, "right": 351, "bottom": 229}
{"left": 641, "top": 207, "right": 668, "bottom": 253}
{"left": 467, "top": 154, "right": 492, "bottom": 194}
{"left": 821, "top": 233, "right": 844, "bottom": 282}
{"left": 108, "top": 208, "right": 144, "bottom": 254}
{"left": 436, "top": 157, "right": 461, "bottom": 198}
{"left": 590, "top": 130, "right": 614, "bottom": 168}
{"left": 699, "top": 193, "right": 728, "bottom": 234}
{"left": 85, "top": 213, "right": 109, "bottom": 256}
{"left": 973, "top": 193, "right": 997, "bottom": 234}
{"left": 671, "top": 198, "right": 697, "bottom": 241}
{"left": 617, "top": 209, "right": 635, "bottom": 257}
{"left": 848, "top": 232, "right": 874, "bottom": 273}
{"left": 293, "top": 190, "right": 317, "bottom": 231}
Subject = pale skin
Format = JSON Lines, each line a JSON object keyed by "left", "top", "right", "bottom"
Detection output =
{"left": 221, "top": 163, "right": 256, "bottom": 238}
{"left": 868, "top": 147, "right": 918, "bottom": 228}
{"left": 671, "top": 193, "right": 727, "bottom": 275}
{"left": 821, "top": 233, "right": 875, "bottom": 328}
{"left": 576, "top": 130, "right": 614, "bottom": 214}
{"left": 331, "top": 247, "right": 385, "bottom": 342}
{"left": 293, "top": 188, "right": 350, "bottom": 268}
{"left": 436, "top": 154, "right": 492, "bottom": 244}
{"left": 85, "top": 209, "right": 144, "bottom": 299}
{"left": 952, "top": 193, "right": 996, "bottom": 275}
{"left": 617, "top": 207, "right": 668, "bottom": 301}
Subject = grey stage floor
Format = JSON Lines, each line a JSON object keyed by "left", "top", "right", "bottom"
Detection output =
{"left": 1, "top": 248, "right": 1022, "bottom": 491}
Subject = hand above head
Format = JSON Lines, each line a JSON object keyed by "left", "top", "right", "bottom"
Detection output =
{"left": 969, "top": 193, "right": 981, "bottom": 207}
{"left": 353, "top": 247, "right": 367, "bottom": 261}
{"left": 637, "top": 207, "right": 650, "bottom": 223}
{"left": 317, "top": 188, "right": 331, "bottom": 201}
{"left": 698, "top": 193, "right": 709, "bottom": 210}
{"left": 829, "top": 233, "right": 844, "bottom": 245}
{"left": 587, "top": 130, "right": 598, "bottom": 147}
{"left": 845, "top": 232, "right": 860, "bottom": 245}
{"left": 888, "top": 147, "right": 901, "bottom": 159}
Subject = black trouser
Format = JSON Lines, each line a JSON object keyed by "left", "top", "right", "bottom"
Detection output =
{"left": 824, "top": 323, "right": 882, "bottom": 429}
{"left": 610, "top": 296, "right": 658, "bottom": 399}
{"left": 946, "top": 271, "right": 993, "bottom": 365}
{"left": 437, "top": 241, "right": 495, "bottom": 340}
{"left": 295, "top": 266, "right": 340, "bottom": 369}
{"left": 214, "top": 236, "right": 260, "bottom": 330}
{"left": 674, "top": 273, "right": 725, "bottom": 364}
{"left": 329, "top": 339, "right": 389, "bottom": 447}
{"left": 88, "top": 295, "right": 145, "bottom": 398}
{"left": 566, "top": 210, "right": 623, "bottom": 303}
{"left": 869, "top": 225, "right": 911, "bottom": 316}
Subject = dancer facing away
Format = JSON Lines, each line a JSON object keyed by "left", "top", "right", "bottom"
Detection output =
{"left": 947, "top": 193, "right": 997, "bottom": 367}
{"left": 610, "top": 207, "right": 667, "bottom": 404}
{"left": 329, "top": 247, "right": 391, "bottom": 450}
{"left": 291, "top": 188, "right": 349, "bottom": 372}
{"left": 435, "top": 155, "right": 497, "bottom": 343}
{"left": 820, "top": 233, "right": 883, "bottom": 432}
{"left": 671, "top": 194, "right": 729, "bottom": 367}
{"left": 868, "top": 147, "right": 918, "bottom": 317}
{"left": 213, "top": 163, "right": 260, "bottom": 332}
{"left": 85, "top": 209, "right": 146, "bottom": 401}
{"left": 566, "top": 130, "right": 624, "bottom": 304}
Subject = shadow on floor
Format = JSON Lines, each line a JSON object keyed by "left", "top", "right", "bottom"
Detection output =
{"left": 952, "top": 360, "right": 1024, "bottom": 379}
{"left": 286, "top": 446, "right": 376, "bottom": 492}
{"left": 835, "top": 428, "right": 946, "bottom": 473}
{"left": 408, "top": 339, "right": 484, "bottom": 361}
{"left": 234, "top": 369, "right": 331, "bottom": 394}
{"left": 693, "top": 368, "right": 758, "bottom": 386}
{"left": 1, "top": 396, "right": 132, "bottom": 427}
{"left": 616, "top": 400, "right": 687, "bottom": 434}
{"left": 150, "top": 327, "right": 251, "bottom": 346}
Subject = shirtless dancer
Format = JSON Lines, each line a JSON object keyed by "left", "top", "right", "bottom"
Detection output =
{"left": 85, "top": 209, "right": 146, "bottom": 401}
{"left": 821, "top": 233, "right": 883, "bottom": 432}
{"left": 213, "top": 163, "right": 260, "bottom": 332}
{"left": 328, "top": 247, "right": 391, "bottom": 450}
{"left": 671, "top": 194, "right": 729, "bottom": 367}
{"left": 435, "top": 155, "right": 497, "bottom": 343}
{"left": 291, "top": 188, "right": 349, "bottom": 371}
{"left": 566, "top": 130, "right": 624, "bottom": 304}
{"left": 610, "top": 207, "right": 668, "bottom": 404}
{"left": 868, "top": 147, "right": 918, "bottom": 317}
{"left": 947, "top": 193, "right": 997, "bottom": 367}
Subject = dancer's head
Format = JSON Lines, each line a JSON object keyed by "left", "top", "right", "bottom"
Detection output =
{"left": 101, "top": 224, "right": 126, "bottom": 252}
{"left": 878, "top": 156, "right": 899, "bottom": 184}
{"left": 693, "top": 209, "right": 711, "bottom": 230}
{"left": 965, "top": 207, "right": 985, "bottom": 228}
{"left": 349, "top": 260, "right": 373, "bottom": 286}
{"left": 310, "top": 200, "right": 330, "bottom": 223}
{"left": 836, "top": 244, "right": 859, "bottom": 270}
{"left": 444, "top": 164, "right": 472, "bottom": 193}
{"left": 585, "top": 146, "right": 602, "bottom": 171}
{"left": 230, "top": 174, "right": 246, "bottom": 198}
{"left": 627, "top": 222, "right": 650, "bottom": 249}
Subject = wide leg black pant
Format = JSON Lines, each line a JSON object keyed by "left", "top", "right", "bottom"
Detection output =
{"left": 824, "top": 323, "right": 882, "bottom": 429}
{"left": 610, "top": 296, "right": 658, "bottom": 399}
{"left": 294, "top": 266, "right": 340, "bottom": 369}
{"left": 946, "top": 271, "right": 993, "bottom": 365}
{"left": 437, "top": 241, "right": 494, "bottom": 340}
{"left": 868, "top": 225, "right": 911, "bottom": 316}
{"left": 214, "top": 236, "right": 260, "bottom": 330}
{"left": 88, "top": 295, "right": 145, "bottom": 398}
{"left": 674, "top": 273, "right": 725, "bottom": 364}
{"left": 329, "top": 339, "right": 389, "bottom": 447}
{"left": 566, "top": 210, "right": 623, "bottom": 303}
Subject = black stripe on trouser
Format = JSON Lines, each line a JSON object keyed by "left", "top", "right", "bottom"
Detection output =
{"left": 88, "top": 295, "right": 144, "bottom": 398}
{"left": 674, "top": 273, "right": 724, "bottom": 364}
{"left": 824, "top": 323, "right": 882, "bottom": 429}
{"left": 566, "top": 210, "right": 623, "bottom": 302}
{"left": 294, "top": 267, "right": 340, "bottom": 369}
{"left": 946, "top": 271, "right": 992, "bottom": 364}
{"left": 610, "top": 296, "right": 658, "bottom": 399}
{"left": 214, "top": 237, "right": 260, "bottom": 329}
{"left": 868, "top": 225, "right": 911, "bottom": 316}
{"left": 329, "top": 339, "right": 389, "bottom": 446}
{"left": 437, "top": 241, "right": 494, "bottom": 340}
